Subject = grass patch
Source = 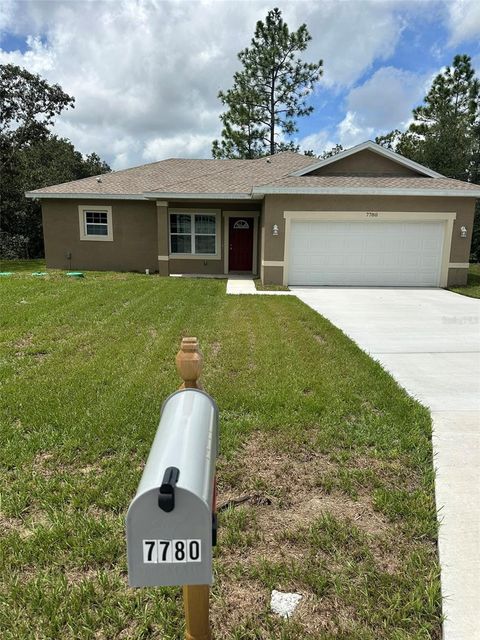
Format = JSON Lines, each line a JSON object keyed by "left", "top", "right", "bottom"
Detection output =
{"left": 448, "top": 262, "right": 480, "bottom": 298}
{"left": 0, "top": 263, "right": 440, "bottom": 638}
{"left": 254, "top": 278, "right": 290, "bottom": 291}
{"left": 0, "top": 259, "right": 46, "bottom": 273}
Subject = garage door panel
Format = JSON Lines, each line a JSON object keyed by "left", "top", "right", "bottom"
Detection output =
{"left": 288, "top": 220, "right": 444, "bottom": 286}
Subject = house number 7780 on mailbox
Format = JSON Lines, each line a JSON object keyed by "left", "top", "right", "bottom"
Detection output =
{"left": 143, "top": 539, "right": 202, "bottom": 563}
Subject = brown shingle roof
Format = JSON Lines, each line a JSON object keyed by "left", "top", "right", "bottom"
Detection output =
{"left": 28, "top": 152, "right": 316, "bottom": 196}
{"left": 254, "top": 175, "right": 480, "bottom": 193}
{"left": 26, "top": 151, "right": 480, "bottom": 198}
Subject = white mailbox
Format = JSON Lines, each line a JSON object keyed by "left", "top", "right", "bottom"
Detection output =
{"left": 126, "top": 388, "right": 219, "bottom": 587}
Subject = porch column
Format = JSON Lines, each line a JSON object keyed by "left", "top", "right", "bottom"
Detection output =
{"left": 156, "top": 200, "right": 169, "bottom": 276}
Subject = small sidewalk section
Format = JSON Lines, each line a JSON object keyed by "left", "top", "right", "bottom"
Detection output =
{"left": 226, "top": 277, "right": 292, "bottom": 296}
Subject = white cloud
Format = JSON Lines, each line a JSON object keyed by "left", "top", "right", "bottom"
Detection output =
{"left": 0, "top": 0, "right": 408, "bottom": 167}
{"left": 336, "top": 111, "right": 373, "bottom": 148}
{"left": 0, "top": 0, "right": 15, "bottom": 33}
{"left": 336, "top": 66, "right": 429, "bottom": 147}
{"left": 297, "top": 130, "right": 337, "bottom": 156}
{"left": 447, "top": 0, "right": 480, "bottom": 45}
{"left": 143, "top": 133, "right": 214, "bottom": 163}
{"left": 293, "top": 2, "right": 403, "bottom": 88}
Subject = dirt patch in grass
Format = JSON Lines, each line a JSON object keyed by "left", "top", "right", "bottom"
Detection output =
{"left": 0, "top": 513, "right": 26, "bottom": 536}
{"left": 211, "top": 341, "right": 221, "bottom": 357}
{"left": 225, "top": 432, "right": 365, "bottom": 489}
{"left": 64, "top": 566, "right": 100, "bottom": 586}
{"left": 0, "top": 509, "right": 51, "bottom": 540}
{"left": 362, "top": 399, "right": 384, "bottom": 416}
{"left": 32, "top": 452, "right": 116, "bottom": 480}
{"left": 78, "top": 463, "right": 99, "bottom": 476}
{"left": 31, "top": 350, "right": 49, "bottom": 361}
{"left": 84, "top": 504, "right": 120, "bottom": 521}
{"left": 32, "top": 452, "right": 56, "bottom": 478}
{"left": 213, "top": 432, "right": 407, "bottom": 636}
{"left": 117, "top": 621, "right": 142, "bottom": 640}
{"left": 13, "top": 334, "right": 49, "bottom": 361}
{"left": 14, "top": 334, "right": 34, "bottom": 350}
{"left": 218, "top": 432, "right": 391, "bottom": 533}
{"left": 297, "top": 593, "right": 359, "bottom": 636}
{"left": 212, "top": 578, "right": 268, "bottom": 637}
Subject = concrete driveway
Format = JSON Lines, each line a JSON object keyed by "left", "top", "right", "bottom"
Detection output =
{"left": 291, "top": 287, "right": 480, "bottom": 640}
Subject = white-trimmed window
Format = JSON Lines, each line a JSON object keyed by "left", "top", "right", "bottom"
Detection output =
{"left": 169, "top": 211, "right": 220, "bottom": 258}
{"left": 78, "top": 205, "right": 113, "bottom": 241}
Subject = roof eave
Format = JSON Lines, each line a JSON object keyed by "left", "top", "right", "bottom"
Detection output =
{"left": 26, "top": 191, "right": 263, "bottom": 201}
{"left": 25, "top": 191, "right": 147, "bottom": 200}
{"left": 289, "top": 141, "right": 444, "bottom": 179}
{"left": 253, "top": 186, "right": 480, "bottom": 197}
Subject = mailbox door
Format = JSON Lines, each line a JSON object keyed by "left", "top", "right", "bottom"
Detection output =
{"left": 127, "top": 487, "right": 212, "bottom": 587}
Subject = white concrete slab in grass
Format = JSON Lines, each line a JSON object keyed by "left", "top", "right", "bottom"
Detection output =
{"left": 291, "top": 286, "right": 480, "bottom": 640}
{"left": 226, "top": 278, "right": 257, "bottom": 294}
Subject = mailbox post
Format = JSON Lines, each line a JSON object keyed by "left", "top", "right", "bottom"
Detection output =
{"left": 126, "top": 338, "right": 216, "bottom": 640}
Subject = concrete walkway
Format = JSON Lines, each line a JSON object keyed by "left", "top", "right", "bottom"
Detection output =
{"left": 226, "top": 277, "right": 292, "bottom": 295}
{"left": 290, "top": 287, "right": 480, "bottom": 640}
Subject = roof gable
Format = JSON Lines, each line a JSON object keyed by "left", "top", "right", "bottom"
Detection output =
{"left": 290, "top": 141, "right": 444, "bottom": 179}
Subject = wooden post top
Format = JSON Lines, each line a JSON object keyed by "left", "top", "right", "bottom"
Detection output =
{"left": 176, "top": 337, "right": 203, "bottom": 390}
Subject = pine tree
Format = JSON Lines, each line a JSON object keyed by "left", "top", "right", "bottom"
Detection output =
{"left": 376, "top": 55, "right": 480, "bottom": 180}
{"left": 376, "top": 55, "right": 480, "bottom": 261}
{"left": 212, "top": 8, "right": 322, "bottom": 158}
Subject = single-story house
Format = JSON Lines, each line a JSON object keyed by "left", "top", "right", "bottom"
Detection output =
{"left": 26, "top": 140, "right": 480, "bottom": 287}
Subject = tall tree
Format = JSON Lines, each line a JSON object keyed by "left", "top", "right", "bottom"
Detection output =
{"left": 0, "top": 65, "right": 110, "bottom": 258}
{"left": 377, "top": 55, "right": 479, "bottom": 175}
{"left": 212, "top": 88, "right": 265, "bottom": 159}
{"left": 0, "top": 64, "right": 75, "bottom": 168}
{"left": 376, "top": 54, "right": 480, "bottom": 260}
{"left": 212, "top": 7, "right": 323, "bottom": 158}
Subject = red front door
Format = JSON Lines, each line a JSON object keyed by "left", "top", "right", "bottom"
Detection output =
{"left": 229, "top": 217, "right": 254, "bottom": 271}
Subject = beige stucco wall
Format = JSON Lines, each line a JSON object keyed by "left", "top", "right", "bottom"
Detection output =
{"left": 262, "top": 194, "right": 476, "bottom": 286}
{"left": 42, "top": 199, "right": 158, "bottom": 271}
{"left": 311, "top": 150, "right": 421, "bottom": 176}
{"left": 447, "top": 268, "right": 470, "bottom": 287}
{"left": 42, "top": 198, "right": 261, "bottom": 275}
{"left": 42, "top": 194, "right": 474, "bottom": 284}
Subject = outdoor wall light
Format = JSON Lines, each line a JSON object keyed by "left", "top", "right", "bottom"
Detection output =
{"left": 460, "top": 225, "right": 468, "bottom": 238}
{"left": 272, "top": 224, "right": 279, "bottom": 236}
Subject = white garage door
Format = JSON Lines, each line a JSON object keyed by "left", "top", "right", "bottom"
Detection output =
{"left": 288, "top": 221, "right": 444, "bottom": 286}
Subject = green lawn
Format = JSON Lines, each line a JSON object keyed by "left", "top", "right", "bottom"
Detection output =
{"left": 448, "top": 263, "right": 480, "bottom": 298}
{"left": 0, "top": 259, "right": 47, "bottom": 273}
{"left": 0, "top": 261, "right": 440, "bottom": 639}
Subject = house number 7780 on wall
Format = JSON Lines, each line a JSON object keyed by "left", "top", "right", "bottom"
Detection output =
{"left": 143, "top": 539, "right": 202, "bottom": 563}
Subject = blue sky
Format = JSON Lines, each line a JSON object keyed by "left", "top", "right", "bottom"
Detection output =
{"left": 1, "top": 0, "right": 479, "bottom": 169}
